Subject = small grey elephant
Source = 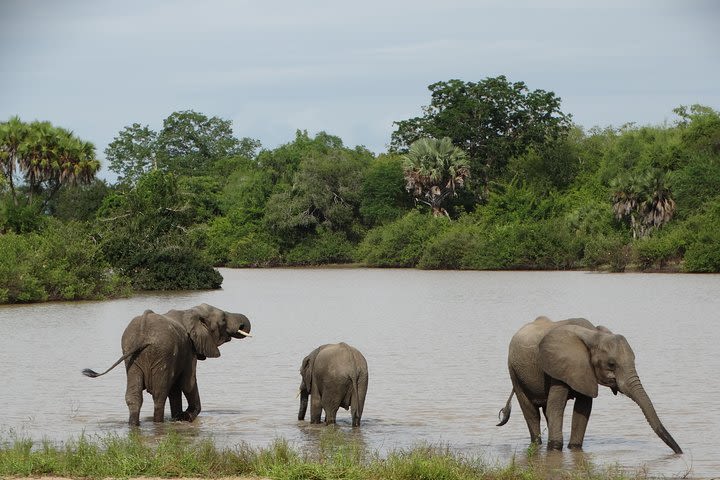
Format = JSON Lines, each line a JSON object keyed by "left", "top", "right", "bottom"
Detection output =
{"left": 82, "top": 303, "right": 251, "bottom": 426}
{"left": 497, "top": 316, "right": 682, "bottom": 453}
{"left": 298, "top": 342, "right": 368, "bottom": 427}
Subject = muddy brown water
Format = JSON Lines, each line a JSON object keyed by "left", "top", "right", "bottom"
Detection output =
{"left": 1, "top": 269, "right": 717, "bottom": 477}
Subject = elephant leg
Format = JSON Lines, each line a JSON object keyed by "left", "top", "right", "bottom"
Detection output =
{"left": 515, "top": 388, "right": 542, "bottom": 444}
{"left": 169, "top": 384, "right": 183, "bottom": 420}
{"left": 125, "top": 367, "right": 144, "bottom": 426}
{"left": 179, "top": 380, "right": 201, "bottom": 422}
{"left": 568, "top": 395, "right": 593, "bottom": 450}
{"left": 546, "top": 381, "right": 570, "bottom": 450}
{"left": 151, "top": 392, "right": 168, "bottom": 422}
{"left": 310, "top": 382, "right": 323, "bottom": 424}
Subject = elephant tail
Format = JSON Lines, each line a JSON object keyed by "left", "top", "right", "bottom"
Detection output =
{"left": 496, "top": 389, "right": 514, "bottom": 426}
{"left": 82, "top": 343, "right": 150, "bottom": 378}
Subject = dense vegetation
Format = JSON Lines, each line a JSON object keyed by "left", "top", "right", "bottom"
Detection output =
{"left": 0, "top": 431, "right": 660, "bottom": 479}
{"left": 2, "top": 78, "right": 719, "bottom": 303}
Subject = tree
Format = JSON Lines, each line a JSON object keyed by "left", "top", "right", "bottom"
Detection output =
{"left": 105, "top": 111, "right": 260, "bottom": 185}
{"left": 105, "top": 123, "right": 158, "bottom": 186}
{"left": 391, "top": 77, "right": 571, "bottom": 198}
{"left": 359, "top": 154, "right": 413, "bottom": 226}
{"left": 97, "top": 170, "right": 222, "bottom": 290}
{"left": 0, "top": 117, "right": 100, "bottom": 216}
{"left": 611, "top": 170, "right": 676, "bottom": 239}
{"left": 403, "top": 137, "right": 470, "bottom": 217}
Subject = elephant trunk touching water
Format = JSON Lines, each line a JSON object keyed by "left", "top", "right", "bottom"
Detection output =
{"left": 497, "top": 316, "right": 682, "bottom": 453}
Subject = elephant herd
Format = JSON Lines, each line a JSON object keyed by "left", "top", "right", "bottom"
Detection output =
{"left": 83, "top": 305, "right": 682, "bottom": 454}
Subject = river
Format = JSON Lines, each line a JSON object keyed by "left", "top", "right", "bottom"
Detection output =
{"left": 1, "top": 268, "right": 718, "bottom": 477}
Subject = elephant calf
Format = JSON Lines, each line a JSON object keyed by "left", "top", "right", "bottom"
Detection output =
{"left": 298, "top": 342, "right": 369, "bottom": 427}
{"left": 83, "top": 303, "right": 251, "bottom": 426}
{"left": 497, "top": 316, "right": 682, "bottom": 453}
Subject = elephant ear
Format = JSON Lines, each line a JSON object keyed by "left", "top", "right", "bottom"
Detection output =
{"left": 539, "top": 325, "right": 598, "bottom": 398}
{"left": 300, "top": 355, "right": 313, "bottom": 392}
{"left": 186, "top": 312, "right": 221, "bottom": 359}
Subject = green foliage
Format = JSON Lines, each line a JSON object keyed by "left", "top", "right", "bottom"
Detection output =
{"left": 357, "top": 211, "right": 450, "bottom": 267}
{"left": 97, "top": 170, "right": 222, "bottom": 290}
{"left": 582, "top": 231, "right": 632, "bottom": 272}
{"left": 285, "top": 228, "right": 356, "bottom": 265}
{"left": 0, "top": 116, "right": 100, "bottom": 221}
{"left": 0, "top": 220, "right": 131, "bottom": 303}
{"left": 360, "top": 154, "right": 412, "bottom": 226}
{"left": 106, "top": 110, "right": 260, "bottom": 186}
{"left": 683, "top": 200, "right": 720, "bottom": 272}
{"left": 263, "top": 134, "right": 372, "bottom": 248}
{"left": 227, "top": 231, "right": 280, "bottom": 267}
{"left": 391, "top": 76, "right": 571, "bottom": 197}
{"left": 49, "top": 179, "right": 111, "bottom": 222}
{"left": 403, "top": 137, "right": 471, "bottom": 217}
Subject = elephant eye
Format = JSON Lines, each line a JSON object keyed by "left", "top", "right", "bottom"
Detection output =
{"left": 607, "top": 360, "right": 616, "bottom": 370}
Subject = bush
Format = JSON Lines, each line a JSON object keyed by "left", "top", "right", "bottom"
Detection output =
{"left": 357, "top": 211, "right": 449, "bottom": 267}
{"left": 285, "top": 228, "right": 355, "bottom": 266}
{"left": 227, "top": 232, "right": 281, "bottom": 267}
{"left": 0, "top": 221, "right": 131, "bottom": 304}
{"left": 683, "top": 201, "right": 720, "bottom": 272}
{"left": 632, "top": 225, "right": 688, "bottom": 270}
{"left": 582, "top": 231, "right": 632, "bottom": 272}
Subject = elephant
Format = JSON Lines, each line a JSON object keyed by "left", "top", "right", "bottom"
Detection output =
{"left": 82, "top": 303, "right": 251, "bottom": 426}
{"left": 298, "top": 342, "right": 368, "bottom": 427}
{"left": 497, "top": 316, "right": 682, "bottom": 453}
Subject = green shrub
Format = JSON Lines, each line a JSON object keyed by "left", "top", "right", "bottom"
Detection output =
{"left": 418, "top": 222, "right": 483, "bottom": 270}
{"left": 683, "top": 201, "right": 720, "bottom": 272}
{"left": 632, "top": 225, "right": 688, "bottom": 270}
{"left": 0, "top": 221, "right": 131, "bottom": 304}
{"left": 285, "top": 228, "right": 356, "bottom": 265}
{"left": 227, "top": 232, "right": 281, "bottom": 267}
{"left": 357, "top": 211, "right": 449, "bottom": 267}
{"left": 582, "top": 231, "right": 632, "bottom": 272}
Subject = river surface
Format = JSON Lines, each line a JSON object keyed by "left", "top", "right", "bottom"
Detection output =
{"left": 1, "top": 269, "right": 718, "bottom": 478}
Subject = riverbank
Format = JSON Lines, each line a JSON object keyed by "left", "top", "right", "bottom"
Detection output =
{"left": 0, "top": 432, "right": 658, "bottom": 480}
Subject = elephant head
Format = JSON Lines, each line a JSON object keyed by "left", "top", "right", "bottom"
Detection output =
{"left": 166, "top": 304, "right": 252, "bottom": 360}
{"left": 539, "top": 325, "right": 682, "bottom": 454}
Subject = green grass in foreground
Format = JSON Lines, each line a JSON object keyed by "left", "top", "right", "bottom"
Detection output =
{"left": 0, "top": 430, "right": 647, "bottom": 479}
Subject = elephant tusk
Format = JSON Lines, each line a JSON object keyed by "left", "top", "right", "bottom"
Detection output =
{"left": 238, "top": 329, "right": 253, "bottom": 337}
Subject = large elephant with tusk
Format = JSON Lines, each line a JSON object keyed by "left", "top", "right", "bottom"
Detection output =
{"left": 83, "top": 303, "right": 251, "bottom": 425}
{"left": 497, "top": 316, "right": 682, "bottom": 453}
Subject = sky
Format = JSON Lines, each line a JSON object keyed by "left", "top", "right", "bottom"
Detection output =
{"left": 1, "top": 0, "right": 719, "bottom": 180}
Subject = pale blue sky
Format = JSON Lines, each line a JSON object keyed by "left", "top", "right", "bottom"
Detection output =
{"left": 1, "top": 0, "right": 718, "bottom": 179}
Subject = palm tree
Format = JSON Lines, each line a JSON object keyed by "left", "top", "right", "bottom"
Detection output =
{"left": 403, "top": 137, "right": 470, "bottom": 217}
{"left": 0, "top": 116, "right": 28, "bottom": 204}
{"left": 611, "top": 169, "right": 675, "bottom": 238}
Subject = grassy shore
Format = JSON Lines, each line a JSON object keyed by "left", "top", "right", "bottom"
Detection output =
{"left": 0, "top": 431, "right": 649, "bottom": 480}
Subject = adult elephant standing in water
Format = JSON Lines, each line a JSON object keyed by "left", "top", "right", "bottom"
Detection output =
{"left": 298, "top": 342, "right": 368, "bottom": 427}
{"left": 83, "top": 304, "right": 251, "bottom": 426}
{"left": 497, "top": 316, "right": 682, "bottom": 453}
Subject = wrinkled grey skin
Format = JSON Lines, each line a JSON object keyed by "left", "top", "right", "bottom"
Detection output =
{"left": 83, "top": 303, "right": 251, "bottom": 426}
{"left": 497, "top": 316, "right": 682, "bottom": 454}
{"left": 298, "top": 342, "right": 368, "bottom": 427}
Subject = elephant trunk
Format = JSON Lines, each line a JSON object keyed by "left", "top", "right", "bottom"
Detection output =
{"left": 622, "top": 373, "right": 682, "bottom": 454}
{"left": 298, "top": 389, "right": 309, "bottom": 421}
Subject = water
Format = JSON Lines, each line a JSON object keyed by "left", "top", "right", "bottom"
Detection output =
{"left": 1, "top": 268, "right": 718, "bottom": 478}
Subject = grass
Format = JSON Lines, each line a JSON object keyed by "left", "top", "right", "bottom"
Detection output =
{"left": 0, "top": 430, "right": 650, "bottom": 480}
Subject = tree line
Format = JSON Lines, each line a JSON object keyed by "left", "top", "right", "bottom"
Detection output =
{"left": 2, "top": 76, "right": 719, "bottom": 303}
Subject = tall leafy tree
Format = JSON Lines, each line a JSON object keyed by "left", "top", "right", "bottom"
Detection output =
{"left": 403, "top": 137, "right": 470, "bottom": 217}
{"left": 391, "top": 77, "right": 571, "bottom": 198}
{"left": 106, "top": 110, "right": 260, "bottom": 185}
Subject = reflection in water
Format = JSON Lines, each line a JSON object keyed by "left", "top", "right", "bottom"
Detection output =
{"left": 0, "top": 269, "right": 718, "bottom": 478}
